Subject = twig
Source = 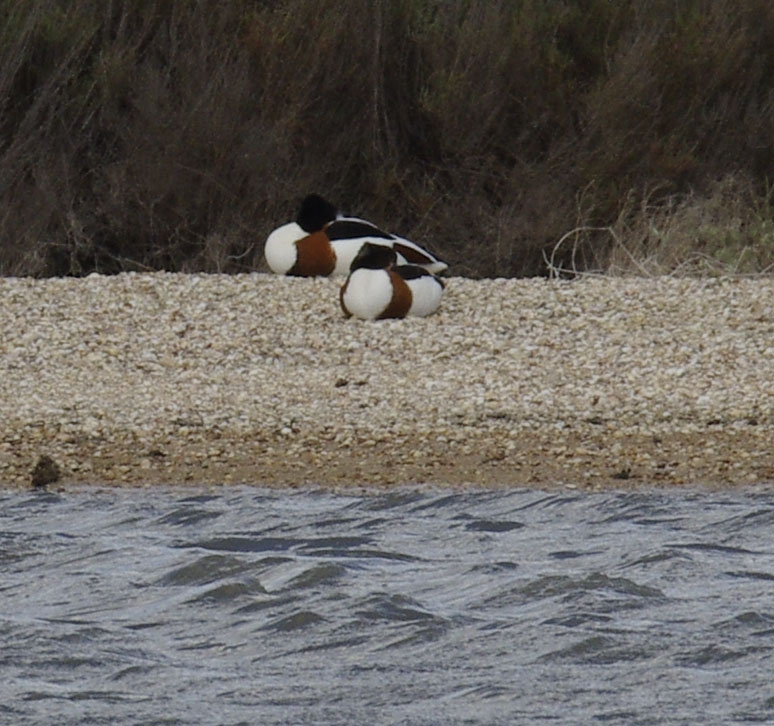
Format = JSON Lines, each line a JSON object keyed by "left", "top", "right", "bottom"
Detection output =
{"left": 545, "top": 225, "right": 610, "bottom": 279}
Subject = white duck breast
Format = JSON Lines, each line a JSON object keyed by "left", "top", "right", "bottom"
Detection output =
{"left": 341, "top": 268, "right": 396, "bottom": 320}
{"left": 395, "top": 266, "right": 445, "bottom": 317}
{"left": 264, "top": 222, "right": 301, "bottom": 274}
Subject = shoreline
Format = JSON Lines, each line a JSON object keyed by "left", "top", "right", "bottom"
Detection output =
{"left": 2, "top": 272, "right": 773, "bottom": 491}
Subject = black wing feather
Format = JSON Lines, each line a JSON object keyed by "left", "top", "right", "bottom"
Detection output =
{"left": 394, "top": 264, "right": 445, "bottom": 287}
{"left": 326, "top": 219, "right": 394, "bottom": 241}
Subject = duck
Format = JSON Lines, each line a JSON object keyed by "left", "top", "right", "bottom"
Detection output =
{"left": 264, "top": 194, "right": 447, "bottom": 277}
{"left": 340, "top": 242, "right": 445, "bottom": 320}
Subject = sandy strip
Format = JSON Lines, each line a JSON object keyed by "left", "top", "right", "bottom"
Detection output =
{"left": 1, "top": 272, "right": 773, "bottom": 491}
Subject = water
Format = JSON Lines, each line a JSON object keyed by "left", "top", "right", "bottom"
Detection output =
{"left": 2, "top": 485, "right": 774, "bottom": 725}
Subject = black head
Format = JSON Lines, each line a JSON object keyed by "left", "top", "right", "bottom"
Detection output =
{"left": 350, "top": 242, "right": 397, "bottom": 271}
{"left": 296, "top": 194, "right": 338, "bottom": 233}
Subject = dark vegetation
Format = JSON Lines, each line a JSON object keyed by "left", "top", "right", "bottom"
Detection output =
{"left": 2, "top": 0, "right": 774, "bottom": 278}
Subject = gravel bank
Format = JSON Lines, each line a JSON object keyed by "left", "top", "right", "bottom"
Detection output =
{"left": 1, "top": 272, "right": 773, "bottom": 490}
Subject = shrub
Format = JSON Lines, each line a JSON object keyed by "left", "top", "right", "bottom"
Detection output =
{"left": 1, "top": 0, "right": 773, "bottom": 277}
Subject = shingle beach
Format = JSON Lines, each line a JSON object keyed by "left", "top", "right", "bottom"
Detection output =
{"left": 1, "top": 272, "right": 773, "bottom": 490}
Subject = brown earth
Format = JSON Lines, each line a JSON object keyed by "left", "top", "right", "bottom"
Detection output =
{"left": 5, "top": 425, "right": 772, "bottom": 493}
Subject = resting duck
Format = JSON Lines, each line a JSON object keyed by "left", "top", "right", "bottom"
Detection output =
{"left": 340, "top": 243, "right": 445, "bottom": 320}
{"left": 265, "top": 194, "right": 447, "bottom": 277}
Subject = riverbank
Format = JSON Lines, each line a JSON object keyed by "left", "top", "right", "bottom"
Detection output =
{"left": 1, "top": 273, "right": 772, "bottom": 490}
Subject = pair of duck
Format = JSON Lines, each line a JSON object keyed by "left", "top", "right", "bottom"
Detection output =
{"left": 265, "top": 195, "right": 447, "bottom": 320}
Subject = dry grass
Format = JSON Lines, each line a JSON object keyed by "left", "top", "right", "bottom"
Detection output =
{"left": 1, "top": 0, "right": 774, "bottom": 278}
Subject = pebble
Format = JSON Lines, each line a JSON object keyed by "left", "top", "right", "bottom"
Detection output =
{"left": 0, "top": 272, "right": 772, "bottom": 489}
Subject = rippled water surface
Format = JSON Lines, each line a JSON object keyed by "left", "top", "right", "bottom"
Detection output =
{"left": 3, "top": 485, "right": 774, "bottom": 725}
